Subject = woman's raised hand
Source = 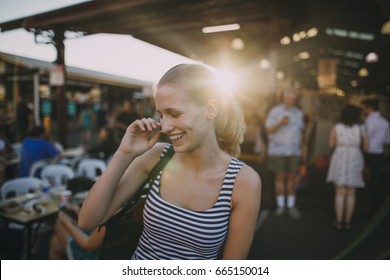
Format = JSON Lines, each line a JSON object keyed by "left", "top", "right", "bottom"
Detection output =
{"left": 119, "top": 118, "right": 161, "bottom": 156}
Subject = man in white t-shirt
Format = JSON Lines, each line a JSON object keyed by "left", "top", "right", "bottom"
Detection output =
{"left": 361, "top": 98, "right": 390, "bottom": 216}
{"left": 265, "top": 89, "right": 305, "bottom": 219}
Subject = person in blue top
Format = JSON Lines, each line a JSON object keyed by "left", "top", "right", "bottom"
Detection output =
{"left": 18, "top": 125, "right": 59, "bottom": 177}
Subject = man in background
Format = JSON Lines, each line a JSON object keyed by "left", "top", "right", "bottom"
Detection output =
{"left": 361, "top": 98, "right": 390, "bottom": 216}
{"left": 16, "top": 95, "right": 33, "bottom": 141}
{"left": 265, "top": 88, "right": 305, "bottom": 219}
{"left": 114, "top": 100, "right": 138, "bottom": 144}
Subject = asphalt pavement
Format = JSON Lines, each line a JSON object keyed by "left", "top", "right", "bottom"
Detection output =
{"left": 247, "top": 165, "right": 390, "bottom": 260}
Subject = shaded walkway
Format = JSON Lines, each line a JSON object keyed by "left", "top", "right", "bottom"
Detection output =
{"left": 248, "top": 164, "right": 390, "bottom": 260}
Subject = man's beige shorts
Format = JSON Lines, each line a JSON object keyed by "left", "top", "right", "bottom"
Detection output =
{"left": 267, "top": 156, "right": 300, "bottom": 173}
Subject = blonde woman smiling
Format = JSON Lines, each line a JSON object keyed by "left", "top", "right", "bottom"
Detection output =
{"left": 79, "top": 64, "right": 261, "bottom": 259}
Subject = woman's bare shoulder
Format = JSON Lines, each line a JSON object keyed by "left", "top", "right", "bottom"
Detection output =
{"left": 234, "top": 163, "right": 262, "bottom": 194}
{"left": 239, "top": 162, "right": 261, "bottom": 182}
{"left": 231, "top": 162, "right": 261, "bottom": 208}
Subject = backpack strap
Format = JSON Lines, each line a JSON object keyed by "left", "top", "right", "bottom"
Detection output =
{"left": 132, "top": 144, "right": 174, "bottom": 199}
{"left": 146, "top": 144, "right": 174, "bottom": 190}
{"left": 98, "top": 144, "right": 174, "bottom": 231}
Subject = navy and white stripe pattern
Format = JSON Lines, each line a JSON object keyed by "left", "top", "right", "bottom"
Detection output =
{"left": 132, "top": 145, "right": 243, "bottom": 259}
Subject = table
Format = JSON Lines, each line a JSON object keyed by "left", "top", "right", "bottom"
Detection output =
{"left": 0, "top": 193, "right": 60, "bottom": 259}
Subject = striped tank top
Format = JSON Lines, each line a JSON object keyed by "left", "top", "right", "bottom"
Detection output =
{"left": 132, "top": 144, "right": 243, "bottom": 259}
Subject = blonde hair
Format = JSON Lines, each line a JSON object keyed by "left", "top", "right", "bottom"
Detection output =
{"left": 155, "top": 63, "right": 245, "bottom": 157}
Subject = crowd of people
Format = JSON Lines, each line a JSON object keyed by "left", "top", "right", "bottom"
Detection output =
{"left": 263, "top": 90, "right": 389, "bottom": 232}
{"left": 325, "top": 99, "right": 389, "bottom": 230}
{"left": 0, "top": 92, "right": 153, "bottom": 181}
{"left": 1, "top": 62, "right": 389, "bottom": 260}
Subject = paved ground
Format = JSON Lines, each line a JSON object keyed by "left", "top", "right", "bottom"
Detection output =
{"left": 1, "top": 166, "right": 389, "bottom": 260}
{"left": 247, "top": 165, "right": 390, "bottom": 260}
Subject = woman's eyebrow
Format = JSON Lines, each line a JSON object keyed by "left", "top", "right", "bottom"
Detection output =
{"left": 157, "top": 107, "right": 181, "bottom": 114}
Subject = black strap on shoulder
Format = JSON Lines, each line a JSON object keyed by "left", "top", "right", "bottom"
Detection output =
{"left": 125, "top": 144, "right": 174, "bottom": 204}
{"left": 98, "top": 145, "right": 174, "bottom": 230}
{"left": 147, "top": 144, "right": 174, "bottom": 188}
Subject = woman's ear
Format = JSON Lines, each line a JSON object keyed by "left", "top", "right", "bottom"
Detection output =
{"left": 206, "top": 98, "right": 219, "bottom": 120}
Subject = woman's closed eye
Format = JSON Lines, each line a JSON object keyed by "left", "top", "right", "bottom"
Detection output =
{"left": 171, "top": 112, "right": 182, "bottom": 118}
{"left": 160, "top": 109, "right": 183, "bottom": 119}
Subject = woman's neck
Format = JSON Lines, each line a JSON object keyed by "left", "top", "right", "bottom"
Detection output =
{"left": 178, "top": 144, "right": 229, "bottom": 172}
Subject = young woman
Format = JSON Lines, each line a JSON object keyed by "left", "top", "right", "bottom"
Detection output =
{"left": 78, "top": 63, "right": 262, "bottom": 259}
{"left": 326, "top": 104, "right": 368, "bottom": 230}
{"left": 49, "top": 204, "right": 105, "bottom": 260}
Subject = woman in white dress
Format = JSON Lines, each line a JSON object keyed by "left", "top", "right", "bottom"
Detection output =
{"left": 326, "top": 104, "right": 368, "bottom": 230}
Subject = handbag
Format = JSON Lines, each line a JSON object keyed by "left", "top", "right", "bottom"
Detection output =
{"left": 99, "top": 145, "right": 174, "bottom": 259}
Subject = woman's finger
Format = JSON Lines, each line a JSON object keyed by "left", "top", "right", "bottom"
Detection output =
{"left": 142, "top": 118, "right": 160, "bottom": 131}
{"left": 136, "top": 118, "right": 160, "bottom": 131}
{"left": 131, "top": 119, "right": 146, "bottom": 132}
{"left": 148, "top": 129, "right": 161, "bottom": 145}
{"left": 148, "top": 118, "right": 160, "bottom": 129}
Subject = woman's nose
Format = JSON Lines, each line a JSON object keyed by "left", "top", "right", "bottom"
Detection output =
{"left": 160, "top": 118, "right": 173, "bottom": 134}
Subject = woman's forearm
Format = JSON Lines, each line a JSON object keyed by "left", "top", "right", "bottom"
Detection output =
{"left": 79, "top": 118, "right": 162, "bottom": 229}
{"left": 78, "top": 149, "right": 136, "bottom": 229}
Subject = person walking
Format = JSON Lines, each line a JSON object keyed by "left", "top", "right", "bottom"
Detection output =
{"left": 326, "top": 104, "right": 367, "bottom": 230}
{"left": 78, "top": 63, "right": 262, "bottom": 259}
{"left": 361, "top": 98, "right": 390, "bottom": 216}
{"left": 265, "top": 88, "right": 305, "bottom": 219}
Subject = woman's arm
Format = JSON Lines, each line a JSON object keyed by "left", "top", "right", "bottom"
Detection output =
{"left": 58, "top": 212, "right": 106, "bottom": 252}
{"left": 78, "top": 118, "right": 163, "bottom": 230}
{"left": 222, "top": 165, "right": 262, "bottom": 259}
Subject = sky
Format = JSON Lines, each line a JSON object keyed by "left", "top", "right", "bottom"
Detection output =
{"left": 0, "top": 0, "right": 195, "bottom": 83}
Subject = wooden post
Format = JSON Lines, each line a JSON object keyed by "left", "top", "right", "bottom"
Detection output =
{"left": 52, "top": 29, "right": 68, "bottom": 148}
{"left": 33, "top": 71, "right": 41, "bottom": 126}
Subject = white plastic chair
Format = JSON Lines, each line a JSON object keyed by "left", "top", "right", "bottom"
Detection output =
{"left": 40, "top": 164, "right": 75, "bottom": 187}
{"left": 77, "top": 158, "right": 107, "bottom": 179}
{"left": 1, "top": 177, "right": 42, "bottom": 200}
{"left": 70, "top": 154, "right": 89, "bottom": 170}
{"left": 29, "top": 159, "right": 55, "bottom": 178}
{"left": 0, "top": 176, "right": 46, "bottom": 256}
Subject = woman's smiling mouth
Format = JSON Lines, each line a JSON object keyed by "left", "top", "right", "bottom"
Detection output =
{"left": 169, "top": 133, "right": 184, "bottom": 141}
